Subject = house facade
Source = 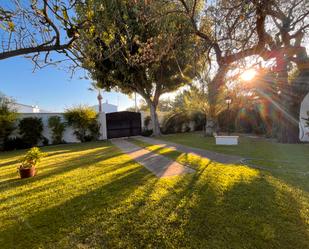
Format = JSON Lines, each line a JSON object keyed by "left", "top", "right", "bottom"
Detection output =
{"left": 9, "top": 103, "right": 41, "bottom": 113}
{"left": 92, "top": 101, "right": 118, "bottom": 113}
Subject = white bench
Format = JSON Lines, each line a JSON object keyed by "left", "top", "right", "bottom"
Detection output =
{"left": 215, "top": 135, "right": 239, "bottom": 145}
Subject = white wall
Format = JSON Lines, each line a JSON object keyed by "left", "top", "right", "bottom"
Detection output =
{"left": 12, "top": 112, "right": 107, "bottom": 144}
{"left": 9, "top": 103, "right": 40, "bottom": 113}
{"left": 300, "top": 93, "right": 309, "bottom": 142}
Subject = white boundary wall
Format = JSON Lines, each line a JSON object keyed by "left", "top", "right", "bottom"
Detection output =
{"left": 12, "top": 112, "right": 107, "bottom": 144}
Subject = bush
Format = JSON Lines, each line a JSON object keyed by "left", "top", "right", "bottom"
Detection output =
{"left": 88, "top": 120, "right": 101, "bottom": 140}
{"left": 42, "top": 137, "right": 49, "bottom": 146}
{"left": 64, "top": 106, "right": 100, "bottom": 142}
{"left": 3, "top": 137, "right": 29, "bottom": 151}
{"left": 18, "top": 117, "right": 43, "bottom": 146}
{"left": 20, "top": 147, "right": 45, "bottom": 169}
{"left": 141, "top": 129, "right": 153, "bottom": 137}
{"left": 162, "top": 113, "right": 189, "bottom": 134}
{"left": 191, "top": 112, "right": 206, "bottom": 131}
{"left": 144, "top": 116, "right": 151, "bottom": 128}
{"left": 0, "top": 95, "right": 18, "bottom": 150}
{"left": 48, "top": 116, "right": 66, "bottom": 144}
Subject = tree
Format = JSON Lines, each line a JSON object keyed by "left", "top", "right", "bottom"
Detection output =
{"left": 75, "top": 0, "right": 199, "bottom": 136}
{"left": 177, "top": 0, "right": 269, "bottom": 135}
{"left": 250, "top": 0, "right": 309, "bottom": 143}
{"left": 0, "top": 93, "right": 18, "bottom": 149}
{"left": 0, "top": 0, "right": 83, "bottom": 66}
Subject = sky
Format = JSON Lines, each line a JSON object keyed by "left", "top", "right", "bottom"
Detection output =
{"left": 0, "top": 55, "right": 141, "bottom": 112}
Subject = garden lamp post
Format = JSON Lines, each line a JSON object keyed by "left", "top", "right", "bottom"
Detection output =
{"left": 225, "top": 96, "right": 232, "bottom": 135}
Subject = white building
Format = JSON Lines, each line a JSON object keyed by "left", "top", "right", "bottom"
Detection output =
{"left": 92, "top": 101, "right": 118, "bottom": 113}
{"left": 9, "top": 103, "right": 41, "bottom": 113}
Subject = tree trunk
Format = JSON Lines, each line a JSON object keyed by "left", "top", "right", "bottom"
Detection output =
{"left": 204, "top": 65, "right": 228, "bottom": 137}
{"left": 148, "top": 100, "right": 161, "bottom": 136}
{"left": 205, "top": 116, "right": 216, "bottom": 136}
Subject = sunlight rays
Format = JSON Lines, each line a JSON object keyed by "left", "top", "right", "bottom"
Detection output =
{"left": 240, "top": 69, "right": 257, "bottom": 81}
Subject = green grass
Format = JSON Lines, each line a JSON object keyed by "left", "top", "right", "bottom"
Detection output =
{"left": 1, "top": 141, "right": 309, "bottom": 248}
{"left": 157, "top": 132, "right": 309, "bottom": 191}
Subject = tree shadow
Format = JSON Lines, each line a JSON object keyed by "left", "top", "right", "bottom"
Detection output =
{"left": 97, "top": 163, "right": 308, "bottom": 248}
{"left": 0, "top": 157, "right": 139, "bottom": 207}
{"left": 179, "top": 172, "right": 309, "bottom": 249}
{"left": 139, "top": 139, "right": 309, "bottom": 193}
{"left": 1, "top": 165, "right": 155, "bottom": 248}
{"left": 1, "top": 140, "right": 308, "bottom": 248}
{"left": 0, "top": 146, "right": 122, "bottom": 193}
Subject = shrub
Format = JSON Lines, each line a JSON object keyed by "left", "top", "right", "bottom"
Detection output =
{"left": 18, "top": 117, "right": 43, "bottom": 146}
{"left": 3, "top": 137, "right": 29, "bottom": 151}
{"left": 48, "top": 116, "right": 66, "bottom": 144}
{"left": 141, "top": 129, "right": 153, "bottom": 137}
{"left": 42, "top": 137, "right": 49, "bottom": 146}
{"left": 184, "top": 125, "right": 191, "bottom": 133}
{"left": 88, "top": 120, "right": 101, "bottom": 140}
{"left": 162, "top": 112, "right": 189, "bottom": 134}
{"left": 64, "top": 106, "right": 100, "bottom": 142}
{"left": 0, "top": 95, "right": 18, "bottom": 150}
{"left": 20, "top": 147, "right": 44, "bottom": 169}
{"left": 144, "top": 116, "right": 151, "bottom": 128}
{"left": 191, "top": 112, "right": 206, "bottom": 131}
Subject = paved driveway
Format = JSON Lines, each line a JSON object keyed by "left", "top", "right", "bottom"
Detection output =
{"left": 111, "top": 139, "right": 195, "bottom": 178}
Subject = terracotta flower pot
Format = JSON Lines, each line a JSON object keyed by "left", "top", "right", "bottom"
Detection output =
{"left": 19, "top": 166, "right": 36, "bottom": 179}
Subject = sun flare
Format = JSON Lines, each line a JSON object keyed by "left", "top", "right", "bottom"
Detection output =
{"left": 240, "top": 69, "right": 257, "bottom": 81}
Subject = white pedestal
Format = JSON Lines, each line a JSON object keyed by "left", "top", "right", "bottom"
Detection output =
{"left": 215, "top": 136, "right": 239, "bottom": 145}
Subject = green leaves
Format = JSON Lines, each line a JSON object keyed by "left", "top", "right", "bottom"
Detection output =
{"left": 64, "top": 106, "right": 99, "bottom": 142}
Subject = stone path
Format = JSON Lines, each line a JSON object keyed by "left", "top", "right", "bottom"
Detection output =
{"left": 136, "top": 136, "right": 242, "bottom": 164}
{"left": 111, "top": 139, "right": 195, "bottom": 178}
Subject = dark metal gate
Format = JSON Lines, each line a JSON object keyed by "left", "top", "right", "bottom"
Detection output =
{"left": 106, "top": 111, "right": 142, "bottom": 139}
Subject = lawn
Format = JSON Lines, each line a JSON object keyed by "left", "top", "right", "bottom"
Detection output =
{"left": 0, "top": 140, "right": 309, "bottom": 248}
{"left": 157, "top": 132, "right": 309, "bottom": 191}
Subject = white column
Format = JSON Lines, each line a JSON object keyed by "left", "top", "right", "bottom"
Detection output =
{"left": 98, "top": 112, "right": 107, "bottom": 140}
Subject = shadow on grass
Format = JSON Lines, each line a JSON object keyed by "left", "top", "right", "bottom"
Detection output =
{"left": 1, "top": 140, "right": 308, "bottom": 248}
{"left": 0, "top": 166, "right": 155, "bottom": 248}
{"left": 101, "top": 165, "right": 308, "bottom": 248}
{"left": 0, "top": 158, "right": 137, "bottom": 206}
{"left": 133, "top": 138, "right": 309, "bottom": 193}
{"left": 0, "top": 146, "right": 122, "bottom": 193}
{"left": 182, "top": 173, "right": 309, "bottom": 249}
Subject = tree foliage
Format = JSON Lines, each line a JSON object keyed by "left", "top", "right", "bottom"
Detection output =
{"left": 75, "top": 0, "right": 201, "bottom": 135}
{"left": 0, "top": 0, "right": 84, "bottom": 68}
{"left": 0, "top": 94, "right": 18, "bottom": 149}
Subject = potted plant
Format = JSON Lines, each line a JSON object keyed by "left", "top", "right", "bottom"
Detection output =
{"left": 19, "top": 147, "right": 44, "bottom": 179}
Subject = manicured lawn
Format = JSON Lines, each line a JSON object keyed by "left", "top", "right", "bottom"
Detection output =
{"left": 1, "top": 140, "right": 309, "bottom": 248}
{"left": 158, "top": 132, "right": 309, "bottom": 191}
